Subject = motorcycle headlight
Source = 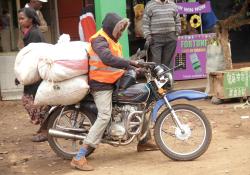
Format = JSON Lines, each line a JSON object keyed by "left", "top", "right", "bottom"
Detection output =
{"left": 153, "top": 65, "right": 174, "bottom": 90}
{"left": 154, "top": 65, "right": 165, "bottom": 78}
{"left": 163, "top": 72, "right": 173, "bottom": 90}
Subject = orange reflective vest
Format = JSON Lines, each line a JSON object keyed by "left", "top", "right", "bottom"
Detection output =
{"left": 88, "top": 29, "right": 125, "bottom": 84}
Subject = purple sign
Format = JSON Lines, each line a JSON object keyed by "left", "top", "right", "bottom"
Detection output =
{"left": 177, "top": 2, "right": 211, "bottom": 14}
{"left": 173, "top": 33, "right": 216, "bottom": 80}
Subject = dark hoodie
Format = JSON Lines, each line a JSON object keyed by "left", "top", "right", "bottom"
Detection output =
{"left": 89, "top": 13, "right": 130, "bottom": 91}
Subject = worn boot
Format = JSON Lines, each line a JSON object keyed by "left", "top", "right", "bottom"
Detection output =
{"left": 137, "top": 139, "right": 159, "bottom": 152}
{"left": 70, "top": 157, "right": 94, "bottom": 171}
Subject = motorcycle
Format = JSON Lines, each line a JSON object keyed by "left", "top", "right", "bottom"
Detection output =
{"left": 45, "top": 60, "right": 212, "bottom": 161}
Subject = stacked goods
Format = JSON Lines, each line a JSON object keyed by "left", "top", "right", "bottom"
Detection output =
{"left": 15, "top": 41, "right": 90, "bottom": 105}
{"left": 34, "top": 75, "right": 89, "bottom": 105}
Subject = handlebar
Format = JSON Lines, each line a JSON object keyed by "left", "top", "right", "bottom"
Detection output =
{"left": 137, "top": 62, "right": 156, "bottom": 68}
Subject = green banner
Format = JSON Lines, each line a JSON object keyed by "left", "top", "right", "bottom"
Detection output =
{"left": 94, "top": 0, "right": 130, "bottom": 58}
{"left": 223, "top": 70, "right": 250, "bottom": 98}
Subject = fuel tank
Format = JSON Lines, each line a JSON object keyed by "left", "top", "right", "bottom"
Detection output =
{"left": 113, "top": 83, "right": 150, "bottom": 103}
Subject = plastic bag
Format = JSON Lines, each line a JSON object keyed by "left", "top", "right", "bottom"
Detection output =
{"left": 206, "top": 44, "right": 226, "bottom": 73}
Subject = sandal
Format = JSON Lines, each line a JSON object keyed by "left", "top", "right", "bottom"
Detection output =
{"left": 31, "top": 133, "right": 48, "bottom": 142}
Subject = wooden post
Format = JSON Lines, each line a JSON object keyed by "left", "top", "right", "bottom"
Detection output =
{"left": 8, "top": 0, "right": 15, "bottom": 51}
{"left": 16, "top": 0, "right": 20, "bottom": 10}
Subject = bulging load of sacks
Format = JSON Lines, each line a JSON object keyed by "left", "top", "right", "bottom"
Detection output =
{"left": 14, "top": 40, "right": 90, "bottom": 106}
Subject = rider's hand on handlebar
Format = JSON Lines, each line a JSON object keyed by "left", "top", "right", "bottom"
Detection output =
{"left": 129, "top": 60, "right": 140, "bottom": 68}
{"left": 135, "top": 68, "right": 147, "bottom": 76}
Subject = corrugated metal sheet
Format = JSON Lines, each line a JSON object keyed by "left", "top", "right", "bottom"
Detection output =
{"left": 0, "top": 54, "right": 23, "bottom": 100}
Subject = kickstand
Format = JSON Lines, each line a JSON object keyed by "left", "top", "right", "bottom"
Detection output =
{"left": 234, "top": 100, "right": 250, "bottom": 110}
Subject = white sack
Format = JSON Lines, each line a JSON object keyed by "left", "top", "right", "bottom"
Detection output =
{"left": 206, "top": 44, "right": 226, "bottom": 73}
{"left": 14, "top": 43, "right": 52, "bottom": 85}
{"left": 206, "top": 43, "right": 227, "bottom": 94}
{"left": 57, "top": 34, "right": 71, "bottom": 44}
{"left": 34, "top": 75, "right": 89, "bottom": 106}
{"left": 38, "top": 41, "right": 89, "bottom": 82}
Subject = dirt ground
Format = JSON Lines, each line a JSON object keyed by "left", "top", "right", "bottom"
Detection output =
{"left": 0, "top": 99, "right": 250, "bottom": 175}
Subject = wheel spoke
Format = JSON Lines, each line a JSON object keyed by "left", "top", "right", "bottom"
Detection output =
{"left": 156, "top": 105, "right": 211, "bottom": 160}
{"left": 161, "top": 129, "right": 175, "bottom": 137}
{"left": 50, "top": 109, "right": 93, "bottom": 159}
{"left": 59, "top": 117, "right": 71, "bottom": 127}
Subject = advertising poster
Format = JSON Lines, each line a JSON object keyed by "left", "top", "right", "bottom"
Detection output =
{"left": 177, "top": 1, "right": 211, "bottom": 14}
{"left": 173, "top": 2, "right": 215, "bottom": 80}
{"left": 174, "top": 33, "right": 215, "bottom": 80}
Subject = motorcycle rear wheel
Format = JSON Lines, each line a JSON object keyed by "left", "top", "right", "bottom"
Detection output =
{"left": 154, "top": 104, "right": 212, "bottom": 161}
{"left": 47, "top": 106, "right": 96, "bottom": 160}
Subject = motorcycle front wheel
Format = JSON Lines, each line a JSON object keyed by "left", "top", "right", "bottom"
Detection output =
{"left": 154, "top": 104, "right": 212, "bottom": 161}
{"left": 47, "top": 106, "right": 96, "bottom": 160}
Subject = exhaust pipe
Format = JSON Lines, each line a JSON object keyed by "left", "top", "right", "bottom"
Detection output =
{"left": 49, "top": 129, "right": 86, "bottom": 140}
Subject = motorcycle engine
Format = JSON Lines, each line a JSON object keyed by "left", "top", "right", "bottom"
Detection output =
{"left": 108, "top": 104, "right": 143, "bottom": 141}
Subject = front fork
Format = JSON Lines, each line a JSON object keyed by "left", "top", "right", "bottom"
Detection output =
{"left": 163, "top": 96, "right": 185, "bottom": 133}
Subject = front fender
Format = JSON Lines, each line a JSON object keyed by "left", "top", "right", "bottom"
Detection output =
{"left": 151, "top": 90, "right": 208, "bottom": 122}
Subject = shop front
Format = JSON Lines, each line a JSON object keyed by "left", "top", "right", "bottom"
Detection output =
{"left": 1, "top": 0, "right": 249, "bottom": 99}
{"left": 173, "top": 1, "right": 216, "bottom": 80}
{"left": 0, "top": 0, "right": 216, "bottom": 99}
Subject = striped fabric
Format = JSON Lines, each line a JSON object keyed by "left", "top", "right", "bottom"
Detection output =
{"left": 142, "top": 0, "right": 181, "bottom": 38}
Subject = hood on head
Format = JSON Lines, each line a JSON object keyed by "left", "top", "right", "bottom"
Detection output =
{"left": 102, "top": 13, "right": 129, "bottom": 41}
{"left": 155, "top": 0, "right": 168, "bottom": 3}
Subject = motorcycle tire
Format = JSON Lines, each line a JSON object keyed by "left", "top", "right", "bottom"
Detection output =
{"left": 47, "top": 106, "right": 96, "bottom": 160}
{"left": 154, "top": 104, "right": 212, "bottom": 161}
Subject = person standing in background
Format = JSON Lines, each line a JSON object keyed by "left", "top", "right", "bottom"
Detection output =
{"left": 0, "top": 9, "right": 11, "bottom": 52}
{"left": 18, "top": 0, "right": 48, "bottom": 49}
{"left": 198, "top": 0, "right": 218, "bottom": 33}
{"left": 25, "top": 0, "right": 48, "bottom": 33}
{"left": 17, "top": 7, "right": 49, "bottom": 142}
{"left": 143, "top": 0, "right": 181, "bottom": 68}
{"left": 186, "top": 0, "right": 218, "bottom": 33}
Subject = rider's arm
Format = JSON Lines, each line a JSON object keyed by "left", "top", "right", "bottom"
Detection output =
{"left": 91, "top": 36, "right": 131, "bottom": 69}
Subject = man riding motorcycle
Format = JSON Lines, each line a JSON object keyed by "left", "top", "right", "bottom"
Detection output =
{"left": 70, "top": 13, "right": 158, "bottom": 171}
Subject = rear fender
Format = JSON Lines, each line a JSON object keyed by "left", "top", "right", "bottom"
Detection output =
{"left": 42, "top": 106, "right": 60, "bottom": 129}
{"left": 151, "top": 90, "right": 207, "bottom": 122}
{"left": 48, "top": 106, "right": 59, "bottom": 115}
